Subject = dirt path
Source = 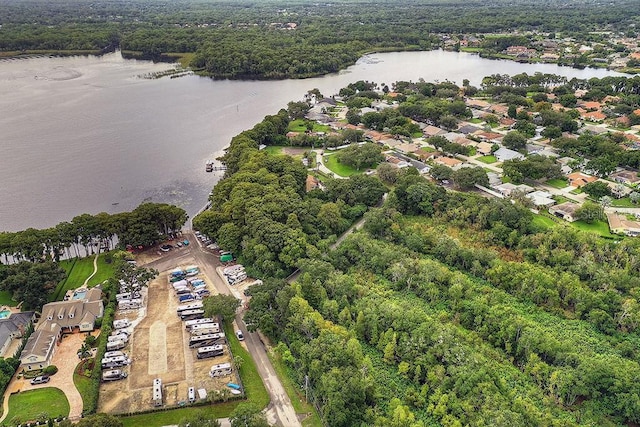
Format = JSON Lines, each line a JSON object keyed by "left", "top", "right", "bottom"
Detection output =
{"left": 82, "top": 253, "right": 99, "bottom": 287}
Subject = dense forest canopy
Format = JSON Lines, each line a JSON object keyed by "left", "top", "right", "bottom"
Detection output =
{"left": 190, "top": 72, "right": 640, "bottom": 426}
{"left": 1, "top": 0, "right": 638, "bottom": 78}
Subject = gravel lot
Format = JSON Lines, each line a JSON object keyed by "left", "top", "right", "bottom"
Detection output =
{"left": 98, "top": 254, "right": 235, "bottom": 414}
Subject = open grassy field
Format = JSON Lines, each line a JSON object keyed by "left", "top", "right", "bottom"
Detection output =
{"left": 572, "top": 220, "right": 617, "bottom": 238}
{"left": 288, "top": 119, "right": 331, "bottom": 133}
{"left": 5, "top": 388, "right": 69, "bottom": 423}
{"left": 51, "top": 254, "right": 116, "bottom": 301}
{"left": 531, "top": 214, "right": 558, "bottom": 230}
{"left": 324, "top": 155, "right": 363, "bottom": 177}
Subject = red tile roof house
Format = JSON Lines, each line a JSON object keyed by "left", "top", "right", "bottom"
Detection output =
{"left": 567, "top": 172, "right": 598, "bottom": 187}
{"left": 580, "top": 110, "right": 607, "bottom": 122}
{"left": 433, "top": 156, "right": 464, "bottom": 169}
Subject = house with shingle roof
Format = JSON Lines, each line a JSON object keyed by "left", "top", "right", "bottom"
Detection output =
{"left": 549, "top": 202, "right": 580, "bottom": 222}
{"left": 494, "top": 147, "right": 525, "bottom": 162}
{"left": 607, "top": 212, "right": 640, "bottom": 237}
{"left": 20, "top": 287, "right": 103, "bottom": 372}
{"left": 0, "top": 312, "right": 35, "bottom": 357}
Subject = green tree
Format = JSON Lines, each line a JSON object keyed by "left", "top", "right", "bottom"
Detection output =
{"left": 582, "top": 181, "right": 612, "bottom": 199}
{"left": 203, "top": 294, "right": 241, "bottom": 323}
{"left": 575, "top": 201, "right": 604, "bottom": 224}
{"left": 179, "top": 411, "right": 222, "bottom": 427}
{"left": 230, "top": 402, "right": 270, "bottom": 427}
{"left": 451, "top": 167, "right": 489, "bottom": 190}
{"left": 502, "top": 131, "right": 528, "bottom": 151}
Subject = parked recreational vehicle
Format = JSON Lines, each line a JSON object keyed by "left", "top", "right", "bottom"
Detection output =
{"left": 153, "top": 378, "right": 163, "bottom": 407}
{"left": 113, "top": 319, "right": 130, "bottom": 329}
{"left": 102, "top": 369, "right": 128, "bottom": 381}
{"left": 101, "top": 355, "right": 131, "bottom": 369}
{"left": 196, "top": 345, "right": 224, "bottom": 359}
{"left": 223, "top": 265, "right": 245, "bottom": 275}
{"left": 180, "top": 309, "right": 205, "bottom": 321}
{"left": 176, "top": 301, "right": 203, "bottom": 315}
{"left": 104, "top": 351, "right": 126, "bottom": 359}
{"left": 171, "top": 279, "right": 189, "bottom": 289}
{"left": 107, "top": 334, "right": 129, "bottom": 343}
{"left": 194, "top": 288, "right": 211, "bottom": 298}
{"left": 190, "top": 323, "right": 220, "bottom": 336}
{"left": 209, "top": 362, "right": 233, "bottom": 377}
{"left": 110, "top": 329, "right": 130, "bottom": 337}
{"left": 184, "top": 318, "right": 216, "bottom": 330}
{"left": 106, "top": 339, "right": 126, "bottom": 351}
{"left": 178, "top": 293, "right": 196, "bottom": 303}
{"left": 174, "top": 286, "right": 191, "bottom": 296}
{"left": 188, "top": 386, "right": 196, "bottom": 403}
{"left": 189, "top": 332, "right": 226, "bottom": 348}
{"left": 118, "top": 299, "right": 142, "bottom": 310}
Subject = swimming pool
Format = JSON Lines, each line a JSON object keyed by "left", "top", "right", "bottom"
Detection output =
{"left": 0, "top": 310, "right": 11, "bottom": 319}
{"left": 72, "top": 290, "right": 87, "bottom": 300}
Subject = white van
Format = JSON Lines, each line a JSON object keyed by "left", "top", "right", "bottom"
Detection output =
{"left": 188, "top": 387, "right": 196, "bottom": 403}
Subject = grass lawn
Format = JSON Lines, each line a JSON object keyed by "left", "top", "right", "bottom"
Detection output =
{"left": 74, "top": 360, "right": 94, "bottom": 412}
{"left": 546, "top": 178, "right": 569, "bottom": 189}
{"left": 569, "top": 187, "right": 583, "bottom": 194}
{"left": 532, "top": 214, "right": 558, "bottom": 230}
{"left": 268, "top": 349, "right": 322, "bottom": 427}
{"left": 122, "top": 323, "right": 269, "bottom": 427}
{"left": 288, "top": 119, "right": 331, "bottom": 133}
{"left": 572, "top": 220, "right": 617, "bottom": 238}
{"left": 324, "top": 155, "right": 363, "bottom": 177}
{"left": 552, "top": 195, "right": 571, "bottom": 205}
{"left": 5, "top": 388, "right": 69, "bottom": 423}
{"left": 0, "top": 290, "right": 17, "bottom": 306}
{"left": 611, "top": 197, "right": 636, "bottom": 208}
{"left": 51, "top": 254, "right": 116, "bottom": 301}
{"left": 477, "top": 155, "right": 497, "bottom": 164}
{"left": 263, "top": 145, "right": 285, "bottom": 155}
{"left": 121, "top": 404, "right": 240, "bottom": 427}
{"left": 469, "top": 118, "right": 483, "bottom": 124}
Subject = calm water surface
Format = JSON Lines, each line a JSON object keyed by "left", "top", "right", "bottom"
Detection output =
{"left": 0, "top": 50, "right": 626, "bottom": 231}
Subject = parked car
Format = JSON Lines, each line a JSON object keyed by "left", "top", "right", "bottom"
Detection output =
{"left": 235, "top": 330, "right": 244, "bottom": 341}
{"left": 30, "top": 375, "right": 50, "bottom": 385}
{"left": 160, "top": 244, "right": 172, "bottom": 252}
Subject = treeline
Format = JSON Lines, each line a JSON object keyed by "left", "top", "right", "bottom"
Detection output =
{"left": 245, "top": 169, "right": 640, "bottom": 426}
{"left": 1, "top": 0, "right": 638, "bottom": 79}
{"left": 193, "top": 109, "right": 386, "bottom": 277}
{"left": 0, "top": 202, "right": 187, "bottom": 263}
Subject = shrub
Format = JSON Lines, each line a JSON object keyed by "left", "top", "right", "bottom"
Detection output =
{"left": 43, "top": 365, "right": 58, "bottom": 375}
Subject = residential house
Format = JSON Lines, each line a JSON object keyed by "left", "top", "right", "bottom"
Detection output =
{"left": 580, "top": 110, "right": 607, "bottom": 122}
{"left": 0, "top": 312, "right": 35, "bottom": 357}
{"left": 465, "top": 99, "right": 491, "bottom": 110}
{"left": 605, "top": 181, "right": 633, "bottom": 198}
{"left": 423, "top": 125, "right": 446, "bottom": 137}
{"left": 607, "top": 212, "right": 640, "bottom": 237}
{"left": 457, "top": 124, "right": 480, "bottom": 135}
{"left": 473, "top": 131, "right": 503, "bottom": 143}
{"left": 494, "top": 183, "right": 534, "bottom": 197}
{"left": 494, "top": 147, "right": 525, "bottom": 162}
{"left": 433, "top": 156, "right": 463, "bottom": 169}
{"left": 476, "top": 141, "right": 494, "bottom": 156}
{"left": 610, "top": 169, "right": 640, "bottom": 185}
{"left": 395, "top": 143, "right": 421, "bottom": 154}
{"left": 567, "top": 172, "right": 597, "bottom": 187}
{"left": 499, "top": 117, "right": 516, "bottom": 127}
{"left": 415, "top": 149, "right": 438, "bottom": 161}
{"left": 19, "top": 329, "right": 58, "bottom": 372}
{"left": 306, "top": 175, "right": 320, "bottom": 192}
{"left": 579, "top": 125, "right": 608, "bottom": 135}
{"left": 549, "top": 202, "right": 580, "bottom": 222}
{"left": 20, "top": 287, "right": 103, "bottom": 372}
{"left": 527, "top": 190, "right": 556, "bottom": 208}
{"left": 455, "top": 137, "right": 478, "bottom": 148}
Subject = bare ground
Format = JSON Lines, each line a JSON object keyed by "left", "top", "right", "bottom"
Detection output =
{"left": 98, "top": 256, "right": 235, "bottom": 414}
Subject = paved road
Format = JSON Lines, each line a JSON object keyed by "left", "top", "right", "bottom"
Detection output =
{"left": 144, "top": 234, "right": 301, "bottom": 427}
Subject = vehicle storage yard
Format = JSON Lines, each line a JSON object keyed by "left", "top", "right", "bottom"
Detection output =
{"left": 98, "top": 256, "right": 237, "bottom": 414}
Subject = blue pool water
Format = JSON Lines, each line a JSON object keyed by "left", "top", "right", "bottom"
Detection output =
{"left": 0, "top": 310, "right": 11, "bottom": 319}
{"left": 72, "top": 290, "right": 87, "bottom": 300}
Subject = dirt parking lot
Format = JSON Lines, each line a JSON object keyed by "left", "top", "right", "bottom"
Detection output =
{"left": 98, "top": 255, "right": 237, "bottom": 414}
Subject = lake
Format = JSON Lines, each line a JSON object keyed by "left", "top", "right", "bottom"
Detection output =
{"left": 0, "top": 50, "right": 627, "bottom": 231}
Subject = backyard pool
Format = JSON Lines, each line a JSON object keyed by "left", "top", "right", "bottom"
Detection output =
{"left": 72, "top": 289, "right": 87, "bottom": 300}
{"left": 0, "top": 310, "right": 11, "bottom": 319}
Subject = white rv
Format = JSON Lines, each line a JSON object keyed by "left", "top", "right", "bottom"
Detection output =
{"left": 209, "top": 362, "right": 233, "bottom": 377}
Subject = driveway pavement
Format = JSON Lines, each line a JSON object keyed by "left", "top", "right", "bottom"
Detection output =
{"left": 0, "top": 332, "right": 87, "bottom": 423}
